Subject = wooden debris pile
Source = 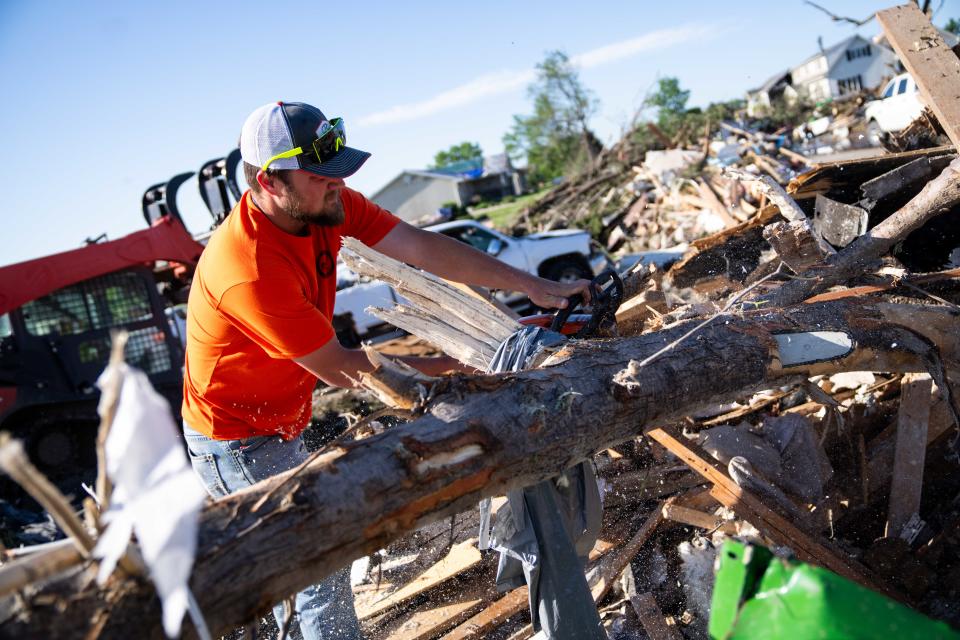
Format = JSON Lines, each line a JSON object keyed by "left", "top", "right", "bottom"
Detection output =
{"left": 508, "top": 123, "right": 806, "bottom": 261}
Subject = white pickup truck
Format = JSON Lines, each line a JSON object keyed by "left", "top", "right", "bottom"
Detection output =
{"left": 864, "top": 73, "right": 925, "bottom": 144}
{"left": 334, "top": 220, "right": 608, "bottom": 335}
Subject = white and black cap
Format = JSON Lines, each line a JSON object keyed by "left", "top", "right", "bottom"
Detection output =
{"left": 239, "top": 101, "right": 370, "bottom": 178}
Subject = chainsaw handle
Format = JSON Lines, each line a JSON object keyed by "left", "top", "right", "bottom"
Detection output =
{"left": 549, "top": 270, "right": 624, "bottom": 336}
{"left": 549, "top": 292, "right": 585, "bottom": 333}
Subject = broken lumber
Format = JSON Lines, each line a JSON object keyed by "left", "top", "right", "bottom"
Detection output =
{"left": 441, "top": 587, "right": 527, "bottom": 640}
{"left": 885, "top": 373, "right": 934, "bottom": 539}
{"left": 868, "top": 385, "right": 956, "bottom": 496}
{"left": 646, "top": 426, "right": 897, "bottom": 599}
{"left": 615, "top": 288, "right": 668, "bottom": 336}
{"left": 5, "top": 299, "right": 958, "bottom": 638}
{"left": 379, "top": 589, "right": 490, "bottom": 640}
{"left": 341, "top": 237, "right": 519, "bottom": 369}
{"left": 762, "top": 221, "right": 828, "bottom": 274}
{"left": 877, "top": 4, "right": 960, "bottom": 149}
{"left": 788, "top": 146, "right": 954, "bottom": 202}
{"left": 359, "top": 539, "right": 481, "bottom": 621}
{"left": 629, "top": 592, "right": 683, "bottom": 640}
{"left": 661, "top": 503, "right": 737, "bottom": 535}
{"left": 765, "top": 157, "right": 960, "bottom": 308}
{"left": 696, "top": 179, "right": 738, "bottom": 228}
{"left": 589, "top": 508, "right": 662, "bottom": 602}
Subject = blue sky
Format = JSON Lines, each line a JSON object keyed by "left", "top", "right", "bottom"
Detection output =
{"left": 2, "top": 0, "right": 956, "bottom": 265}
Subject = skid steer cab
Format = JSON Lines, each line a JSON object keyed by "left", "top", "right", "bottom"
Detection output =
{"left": 0, "top": 174, "right": 204, "bottom": 477}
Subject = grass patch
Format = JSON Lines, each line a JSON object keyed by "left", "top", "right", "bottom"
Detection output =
{"left": 471, "top": 188, "right": 551, "bottom": 229}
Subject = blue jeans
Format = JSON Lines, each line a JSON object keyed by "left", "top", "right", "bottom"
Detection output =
{"left": 183, "top": 423, "right": 364, "bottom": 640}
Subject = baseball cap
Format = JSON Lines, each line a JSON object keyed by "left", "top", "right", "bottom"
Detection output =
{"left": 240, "top": 101, "right": 371, "bottom": 179}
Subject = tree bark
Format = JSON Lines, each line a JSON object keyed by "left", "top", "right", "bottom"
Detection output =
{"left": 3, "top": 300, "right": 958, "bottom": 639}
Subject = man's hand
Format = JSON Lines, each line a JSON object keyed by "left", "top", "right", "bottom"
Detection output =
{"left": 526, "top": 276, "right": 592, "bottom": 310}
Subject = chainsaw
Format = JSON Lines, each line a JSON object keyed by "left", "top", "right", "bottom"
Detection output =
{"left": 518, "top": 270, "right": 624, "bottom": 338}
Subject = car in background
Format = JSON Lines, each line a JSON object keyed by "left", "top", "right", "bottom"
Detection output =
{"left": 864, "top": 73, "right": 925, "bottom": 143}
{"left": 333, "top": 220, "right": 610, "bottom": 336}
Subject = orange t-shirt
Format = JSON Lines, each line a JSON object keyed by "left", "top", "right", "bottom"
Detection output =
{"left": 181, "top": 188, "right": 400, "bottom": 440}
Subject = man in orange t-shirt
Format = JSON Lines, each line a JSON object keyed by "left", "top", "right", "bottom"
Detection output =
{"left": 181, "top": 101, "right": 590, "bottom": 640}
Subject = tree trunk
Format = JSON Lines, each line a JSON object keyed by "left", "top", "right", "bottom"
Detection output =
{"left": 3, "top": 300, "right": 958, "bottom": 639}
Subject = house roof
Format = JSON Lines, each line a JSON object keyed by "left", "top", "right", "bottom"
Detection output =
{"left": 370, "top": 155, "right": 517, "bottom": 201}
{"left": 748, "top": 69, "right": 791, "bottom": 95}
{"left": 792, "top": 34, "right": 867, "bottom": 75}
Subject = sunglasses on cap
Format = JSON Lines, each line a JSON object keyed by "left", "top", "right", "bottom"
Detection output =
{"left": 261, "top": 118, "right": 347, "bottom": 172}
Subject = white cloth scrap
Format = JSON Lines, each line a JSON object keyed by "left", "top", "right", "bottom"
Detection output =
{"left": 93, "top": 363, "right": 207, "bottom": 638}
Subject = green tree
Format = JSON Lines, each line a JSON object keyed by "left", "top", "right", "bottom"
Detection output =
{"left": 504, "top": 50, "right": 601, "bottom": 186}
{"left": 945, "top": 18, "right": 960, "bottom": 35}
{"left": 644, "top": 77, "right": 690, "bottom": 138}
{"left": 431, "top": 142, "right": 483, "bottom": 170}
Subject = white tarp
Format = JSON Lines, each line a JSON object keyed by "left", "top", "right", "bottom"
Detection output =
{"left": 93, "top": 363, "right": 208, "bottom": 638}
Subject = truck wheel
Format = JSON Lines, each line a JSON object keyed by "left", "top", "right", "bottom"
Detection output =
{"left": 866, "top": 120, "right": 884, "bottom": 148}
{"left": 543, "top": 259, "right": 591, "bottom": 283}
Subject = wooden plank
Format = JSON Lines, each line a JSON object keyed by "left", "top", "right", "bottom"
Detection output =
{"left": 877, "top": 4, "right": 960, "bottom": 150}
{"left": 615, "top": 289, "right": 668, "bottom": 336}
{"left": 441, "top": 587, "right": 528, "bottom": 640}
{"left": 589, "top": 507, "right": 663, "bottom": 602}
{"left": 661, "top": 503, "right": 738, "bottom": 535}
{"left": 788, "top": 146, "right": 954, "bottom": 201}
{"left": 646, "top": 426, "right": 900, "bottom": 600}
{"left": 629, "top": 592, "right": 683, "bottom": 640}
{"left": 359, "top": 539, "right": 482, "bottom": 621}
{"left": 383, "top": 596, "right": 487, "bottom": 640}
{"left": 867, "top": 383, "right": 954, "bottom": 496}
{"left": 696, "top": 179, "right": 738, "bottom": 228}
{"left": 886, "top": 373, "right": 934, "bottom": 538}
{"left": 441, "top": 521, "right": 633, "bottom": 640}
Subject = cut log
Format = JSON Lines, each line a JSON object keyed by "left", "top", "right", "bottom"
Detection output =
{"left": 5, "top": 300, "right": 956, "bottom": 638}
{"left": 886, "top": 373, "right": 934, "bottom": 539}
{"left": 877, "top": 4, "right": 960, "bottom": 149}
{"left": 629, "top": 592, "right": 683, "bottom": 640}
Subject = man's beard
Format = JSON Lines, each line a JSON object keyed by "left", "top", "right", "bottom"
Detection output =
{"left": 283, "top": 188, "right": 345, "bottom": 227}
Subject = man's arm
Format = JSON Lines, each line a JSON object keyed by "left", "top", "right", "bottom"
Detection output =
{"left": 294, "top": 336, "right": 470, "bottom": 389}
{"left": 372, "top": 221, "right": 591, "bottom": 309}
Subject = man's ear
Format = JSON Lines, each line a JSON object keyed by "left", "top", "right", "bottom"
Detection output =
{"left": 256, "top": 170, "right": 281, "bottom": 196}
